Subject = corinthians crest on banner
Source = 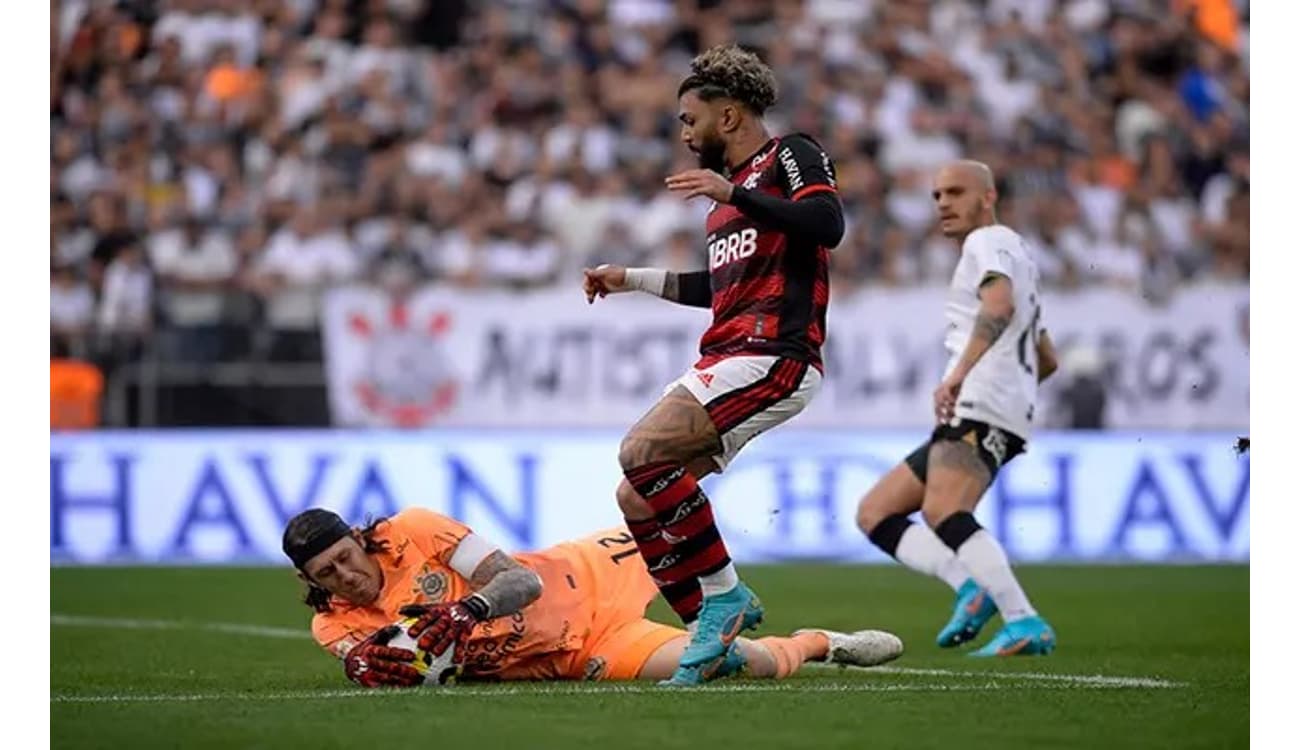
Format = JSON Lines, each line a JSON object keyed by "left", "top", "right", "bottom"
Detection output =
{"left": 322, "top": 287, "right": 461, "bottom": 427}
{"left": 321, "top": 284, "right": 1248, "bottom": 430}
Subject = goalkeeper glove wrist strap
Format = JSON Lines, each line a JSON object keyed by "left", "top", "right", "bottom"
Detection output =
{"left": 462, "top": 592, "right": 492, "bottom": 620}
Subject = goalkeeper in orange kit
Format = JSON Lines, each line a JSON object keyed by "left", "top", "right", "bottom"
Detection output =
{"left": 282, "top": 507, "right": 903, "bottom": 687}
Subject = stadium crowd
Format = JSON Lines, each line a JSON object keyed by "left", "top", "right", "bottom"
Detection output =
{"left": 51, "top": 0, "right": 1248, "bottom": 366}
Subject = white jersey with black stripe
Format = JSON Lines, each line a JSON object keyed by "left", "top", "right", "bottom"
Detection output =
{"left": 943, "top": 225, "right": 1045, "bottom": 441}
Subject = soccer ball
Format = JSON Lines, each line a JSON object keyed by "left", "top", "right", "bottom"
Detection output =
{"left": 389, "top": 616, "right": 461, "bottom": 686}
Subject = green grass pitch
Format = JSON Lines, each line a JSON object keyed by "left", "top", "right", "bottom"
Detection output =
{"left": 51, "top": 565, "right": 1246, "bottom": 749}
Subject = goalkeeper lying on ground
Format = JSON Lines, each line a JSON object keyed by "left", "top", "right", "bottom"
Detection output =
{"left": 282, "top": 507, "right": 903, "bottom": 687}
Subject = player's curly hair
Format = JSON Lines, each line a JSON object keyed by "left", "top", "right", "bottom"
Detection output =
{"left": 303, "top": 516, "right": 392, "bottom": 613}
{"left": 677, "top": 44, "right": 778, "bottom": 115}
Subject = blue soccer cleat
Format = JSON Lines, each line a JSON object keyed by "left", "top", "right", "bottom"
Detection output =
{"left": 682, "top": 582, "right": 763, "bottom": 666}
{"left": 969, "top": 615, "right": 1056, "bottom": 657}
{"left": 658, "top": 642, "right": 747, "bottom": 686}
{"left": 937, "top": 578, "right": 998, "bottom": 648}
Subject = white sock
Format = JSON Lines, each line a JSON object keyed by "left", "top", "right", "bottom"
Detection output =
{"left": 954, "top": 530, "right": 1037, "bottom": 622}
{"left": 896, "top": 524, "right": 970, "bottom": 592}
{"left": 699, "top": 562, "right": 740, "bottom": 597}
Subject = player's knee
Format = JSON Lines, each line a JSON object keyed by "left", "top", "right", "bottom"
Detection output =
{"left": 855, "top": 497, "right": 886, "bottom": 536}
{"left": 617, "top": 434, "right": 642, "bottom": 471}
{"left": 616, "top": 479, "right": 652, "bottom": 518}
{"left": 618, "top": 431, "right": 669, "bottom": 470}
{"left": 921, "top": 501, "right": 956, "bottom": 530}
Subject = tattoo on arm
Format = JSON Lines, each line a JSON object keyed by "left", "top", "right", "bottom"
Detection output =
{"left": 973, "top": 309, "right": 1011, "bottom": 343}
{"left": 467, "top": 551, "right": 543, "bottom": 618}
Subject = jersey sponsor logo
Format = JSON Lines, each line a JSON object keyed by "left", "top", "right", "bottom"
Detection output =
{"left": 696, "top": 372, "right": 715, "bottom": 388}
{"left": 708, "top": 227, "right": 759, "bottom": 270}
{"left": 459, "top": 612, "right": 527, "bottom": 675}
{"left": 778, "top": 146, "right": 804, "bottom": 193}
{"left": 741, "top": 171, "right": 761, "bottom": 190}
{"left": 821, "top": 151, "right": 836, "bottom": 188}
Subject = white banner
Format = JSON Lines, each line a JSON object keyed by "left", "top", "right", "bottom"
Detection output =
{"left": 51, "top": 429, "right": 1249, "bottom": 565}
{"left": 322, "top": 283, "right": 1249, "bottom": 429}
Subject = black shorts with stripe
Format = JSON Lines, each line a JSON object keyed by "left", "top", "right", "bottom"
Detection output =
{"left": 904, "top": 419, "right": 1026, "bottom": 483}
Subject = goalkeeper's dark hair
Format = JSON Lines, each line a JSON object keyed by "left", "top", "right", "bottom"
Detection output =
{"left": 301, "top": 515, "right": 392, "bottom": 613}
{"left": 677, "top": 44, "right": 778, "bottom": 115}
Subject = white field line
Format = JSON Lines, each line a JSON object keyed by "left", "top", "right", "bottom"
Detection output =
{"left": 807, "top": 663, "right": 1186, "bottom": 689}
{"left": 52, "top": 680, "right": 1153, "bottom": 704}
{"left": 52, "top": 613, "right": 305, "bottom": 640}
{"left": 51, "top": 612, "right": 1187, "bottom": 699}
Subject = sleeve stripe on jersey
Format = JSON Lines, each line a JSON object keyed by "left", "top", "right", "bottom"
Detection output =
{"left": 791, "top": 184, "right": 837, "bottom": 201}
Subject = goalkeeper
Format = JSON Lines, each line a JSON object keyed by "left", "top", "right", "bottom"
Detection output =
{"left": 283, "top": 507, "right": 903, "bottom": 687}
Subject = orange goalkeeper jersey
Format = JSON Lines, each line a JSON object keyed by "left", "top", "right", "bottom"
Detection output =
{"left": 311, "top": 508, "right": 653, "bottom": 681}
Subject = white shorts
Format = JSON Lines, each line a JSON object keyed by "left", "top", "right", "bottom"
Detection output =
{"left": 664, "top": 356, "right": 822, "bottom": 471}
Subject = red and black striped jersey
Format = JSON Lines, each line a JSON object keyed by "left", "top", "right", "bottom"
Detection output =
{"left": 697, "top": 133, "right": 840, "bottom": 371}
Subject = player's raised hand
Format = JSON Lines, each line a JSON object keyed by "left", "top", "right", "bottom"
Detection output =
{"left": 665, "top": 169, "right": 735, "bottom": 203}
{"left": 933, "top": 375, "right": 963, "bottom": 424}
{"left": 342, "top": 625, "right": 422, "bottom": 688}
{"left": 582, "top": 264, "right": 628, "bottom": 304}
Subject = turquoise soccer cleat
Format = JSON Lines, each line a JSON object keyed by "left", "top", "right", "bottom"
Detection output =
{"left": 681, "top": 582, "right": 764, "bottom": 666}
{"left": 658, "top": 582, "right": 763, "bottom": 686}
{"left": 937, "top": 578, "right": 998, "bottom": 648}
{"left": 969, "top": 615, "right": 1056, "bottom": 657}
{"left": 658, "top": 642, "right": 747, "bottom": 686}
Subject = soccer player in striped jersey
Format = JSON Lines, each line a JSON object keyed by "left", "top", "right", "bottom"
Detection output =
{"left": 582, "top": 44, "right": 844, "bottom": 685}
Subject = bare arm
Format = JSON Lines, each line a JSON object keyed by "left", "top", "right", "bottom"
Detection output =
{"left": 1036, "top": 329, "right": 1059, "bottom": 383}
{"left": 464, "top": 551, "right": 543, "bottom": 619}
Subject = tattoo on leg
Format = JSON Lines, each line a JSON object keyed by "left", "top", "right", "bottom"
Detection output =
{"left": 620, "top": 387, "right": 722, "bottom": 467}
{"left": 929, "top": 441, "right": 992, "bottom": 487}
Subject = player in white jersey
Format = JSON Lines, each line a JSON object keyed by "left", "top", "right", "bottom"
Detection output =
{"left": 854, "top": 161, "right": 1060, "bottom": 657}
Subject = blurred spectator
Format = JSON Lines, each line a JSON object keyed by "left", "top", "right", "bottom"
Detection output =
{"left": 51, "top": 265, "right": 96, "bottom": 358}
{"left": 252, "top": 204, "right": 360, "bottom": 359}
{"left": 96, "top": 241, "right": 153, "bottom": 369}
{"left": 148, "top": 215, "right": 238, "bottom": 362}
{"left": 1056, "top": 346, "right": 1109, "bottom": 429}
{"left": 484, "top": 221, "right": 562, "bottom": 290}
{"left": 49, "top": 0, "right": 1249, "bottom": 380}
